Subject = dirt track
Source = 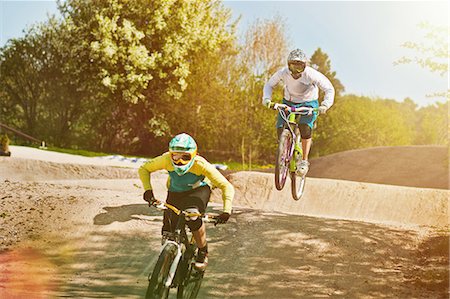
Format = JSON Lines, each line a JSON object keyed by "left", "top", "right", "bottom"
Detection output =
{"left": 0, "top": 146, "right": 449, "bottom": 298}
{"left": 307, "top": 145, "right": 449, "bottom": 190}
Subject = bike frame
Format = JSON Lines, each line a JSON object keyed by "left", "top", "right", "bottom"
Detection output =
{"left": 273, "top": 104, "right": 320, "bottom": 199}
{"left": 152, "top": 202, "right": 216, "bottom": 290}
{"left": 156, "top": 202, "right": 198, "bottom": 288}
{"left": 277, "top": 108, "right": 309, "bottom": 171}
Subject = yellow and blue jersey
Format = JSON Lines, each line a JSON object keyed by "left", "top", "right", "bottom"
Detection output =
{"left": 138, "top": 152, "right": 234, "bottom": 213}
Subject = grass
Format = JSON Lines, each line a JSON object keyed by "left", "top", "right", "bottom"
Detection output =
{"left": 20, "top": 144, "right": 273, "bottom": 171}
{"left": 45, "top": 146, "right": 112, "bottom": 157}
{"left": 212, "top": 160, "right": 274, "bottom": 171}
{"left": 43, "top": 146, "right": 151, "bottom": 159}
{"left": 44, "top": 146, "right": 274, "bottom": 170}
{"left": 45, "top": 147, "right": 273, "bottom": 170}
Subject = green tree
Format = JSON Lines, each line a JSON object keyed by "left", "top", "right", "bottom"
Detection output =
{"left": 394, "top": 22, "right": 448, "bottom": 147}
{"left": 59, "top": 0, "right": 236, "bottom": 153}
{"left": 313, "top": 95, "right": 416, "bottom": 156}
{"left": 416, "top": 102, "right": 448, "bottom": 145}
{"left": 243, "top": 15, "right": 289, "bottom": 78}
{"left": 310, "top": 47, "right": 345, "bottom": 98}
{"left": 0, "top": 0, "right": 236, "bottom": 154}
{"left": 0, "top": 15, "right": 101, "bottom": 147}
{"left": 395, "top": 22, "right": 449, "bottom": 99}
{"left": 238, "top": 16, "right": 290, "bottom": 166}
{"left": 0, "top": 37, "right": 42, "bottom": 136}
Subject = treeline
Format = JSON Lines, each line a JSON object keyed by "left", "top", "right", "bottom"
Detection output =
{"left": 0, "top": 0, "right": 447, "bottom": 164}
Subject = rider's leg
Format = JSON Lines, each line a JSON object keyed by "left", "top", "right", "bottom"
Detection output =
{"left": 301, "top": 137, "right": 312, "bottom": 160}
{"left": 299, "top": 123, "right": 312, "bottom": 160}
{"left": 189, "top": 218, "right": 208, "bottom": 265}
{"left": 192, "top": 223, "right": 207, "bottom": 248}
{"left": 183, "top": 186, "right": 211, "bottom": 270}
{"left": 298, "top": 124, "right": 313, "bottom": 175}
{"left": 192, "top": 222, "right": 208, "bottom": 269}
{"left": 161, "top": 192, "right": 178, "bottom": 244}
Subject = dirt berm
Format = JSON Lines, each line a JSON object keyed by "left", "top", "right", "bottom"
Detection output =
{"left": 308, "top": 145, "right": 449, "bottom": 189}
{"left": 222, "top": 172, "right": 449, "bottom": 228}
{"left": 217, "top": 145, "right": 449, "bottom": 228}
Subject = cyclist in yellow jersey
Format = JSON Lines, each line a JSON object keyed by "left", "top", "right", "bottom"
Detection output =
{"left": 138, "top": 133, "right": 234, "bottom": 271}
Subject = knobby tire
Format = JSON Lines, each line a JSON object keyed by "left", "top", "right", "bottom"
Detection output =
{"left": 176, "top": 247, "right": 204, "bottom": 299}
{"left": 291, "top": 172, "right": 306, "bottom": 200}
{"left": 275, "top": 129, "right": 292, "bottom": 190}
{"left": 146, "top": 243, "right": 178, "bottom": 299}
{"left": 177, "top": 266, "right": 204, "bottom": 299}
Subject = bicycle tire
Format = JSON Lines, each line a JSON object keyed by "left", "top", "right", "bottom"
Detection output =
{"left": 177, "top": 265, "right": 205, "bottom": 299}
{"left": 291, "top": 172, "right": 306, "bottom": 200}
{"left": 275, "top": 129, "right": 292, "bottom": 190}
{"left": 146, "top": 243, "right": 179, "bottom": 299}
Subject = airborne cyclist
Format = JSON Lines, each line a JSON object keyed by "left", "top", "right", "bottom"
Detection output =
{"left": 262, "top": 48, "right": 335, "bottom": 176}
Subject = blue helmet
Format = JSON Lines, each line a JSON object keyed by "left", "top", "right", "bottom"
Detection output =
{"left": 168, "top": 133, "right": 198, "bottom": 176}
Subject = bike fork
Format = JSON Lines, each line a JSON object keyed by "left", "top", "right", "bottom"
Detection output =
{"left": 164, "top": 241, "right": 183, "bottom": 288}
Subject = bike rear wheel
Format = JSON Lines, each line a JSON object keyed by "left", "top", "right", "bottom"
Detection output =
{"left": 291, "top": 172, "right": 306, "bottom": 200}
{"left": 146, "top": 243, "right": 178, "bottom": 299}
{"left": 275, "top": 129, "right": 292, "bottom": 190}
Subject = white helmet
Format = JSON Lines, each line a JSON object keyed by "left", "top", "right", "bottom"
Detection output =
{"left": 287, "top": 48, "right": 307, "bottom": 64}
{"left": 287, "top": 49, "right": 307, "bottom": 77}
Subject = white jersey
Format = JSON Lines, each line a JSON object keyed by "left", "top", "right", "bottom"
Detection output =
{"left": 263, "top": 66, "right": 335, "bottom": 108}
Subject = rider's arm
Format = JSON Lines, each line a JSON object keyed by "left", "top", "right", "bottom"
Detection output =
{"left": 197, "top": 158, "right": 234, "bottom": 214}
{"left": 138, "top": 153, "right": 171, "bottom": 191}
{"left": 306, "top": 67, "right": 335, "bottom": 109}
{"left": 262, "top": 69, "right": 284, "bottom": 107}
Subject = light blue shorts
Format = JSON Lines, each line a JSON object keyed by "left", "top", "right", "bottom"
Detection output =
{"left": 276, "top": 99, "right": 319, "bottom": 129}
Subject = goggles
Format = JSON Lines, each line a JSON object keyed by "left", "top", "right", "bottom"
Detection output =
{"left": 171, "top": 152, "right": 193, "bottom": 165}
{"left": 288, "top": 61, "right": 306, "bottom": 74}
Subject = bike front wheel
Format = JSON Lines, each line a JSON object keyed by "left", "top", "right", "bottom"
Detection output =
{"left": 177, "top": 264, "right": 204, "bottom": 299}
{"left": 275, "top": 129, "right": 292, "bottom": 190}
{"left": 146, "top": 243, "right": 178, "bottom": 299}
{"left": 291, "top": 172, "right": 306, "bottom": 201}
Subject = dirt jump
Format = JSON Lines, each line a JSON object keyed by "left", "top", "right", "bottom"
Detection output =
{"left": 0, "top": 145, "right": 448, "bottom": 298}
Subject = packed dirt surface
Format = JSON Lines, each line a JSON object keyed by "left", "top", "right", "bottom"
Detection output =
{"left": 308, "top": 145, "right": 449, "bottom": 190}
{"left": 0, "top": 157, "right": 137, "bottom": 181}
{"left": 0, "top": 146, "right": 449, "bottom": 298}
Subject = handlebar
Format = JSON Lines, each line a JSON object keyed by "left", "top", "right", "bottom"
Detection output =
{"left": 150, "top": 200, "right": 219, "bottom": 223}
{"left": 273, "top": 103, "right": 318, "bottom": 116}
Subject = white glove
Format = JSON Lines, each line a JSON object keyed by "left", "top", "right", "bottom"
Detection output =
{"left": 262, "top": 98, "right": 272, "bottom": 108}
{"left": 273, "top": 103, "right": 289, "bottom": 110}
{"left": 318, "top": 105, "right": 328, "bottom": 115}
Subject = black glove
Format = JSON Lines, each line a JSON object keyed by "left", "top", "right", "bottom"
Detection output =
{"left": 143, "top": 190, "right": 156, "bottom": 204}
{"left": 215, "top": 212, "right": 230, "bottom": 225}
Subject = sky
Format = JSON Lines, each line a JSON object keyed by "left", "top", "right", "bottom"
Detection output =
{"left": 0, "top": 0, "right": 448, "bottom": 107}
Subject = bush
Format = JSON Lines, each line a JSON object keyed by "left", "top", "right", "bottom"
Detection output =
{"left": 0, "top": 134, "right": 11, "bottom": 156}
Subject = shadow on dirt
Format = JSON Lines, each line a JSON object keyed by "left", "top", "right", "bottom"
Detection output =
{"left": 45, "top": 231, "right": 160, "bottom": 298}
{"left": 10, "top": 207, "right": 446, "bottom": 298}
{"left": 406, "top": 234, "right": 449, "bottom": 294}
{"left": 93, "top": 204, "right": 155, "bottom": 225}
{"left": 93, "top": 204, "right": 227, "bottom": 226}
{"left": 200, "top": 210, "right": 449, "bottom": 299}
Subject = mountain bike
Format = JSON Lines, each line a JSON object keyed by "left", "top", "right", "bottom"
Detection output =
{"left": 145, "top": 201, "right": 218, "bottom": 299}
{"left": 273, "top": 104, "right": 318, "bottom": 200}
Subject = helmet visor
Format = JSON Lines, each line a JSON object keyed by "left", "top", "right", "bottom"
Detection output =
{"left": 288, "top": 61, "right": 306, "bottom": 74}
{"left": 171, "top": 152, "right": 193, "bottom": 165}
